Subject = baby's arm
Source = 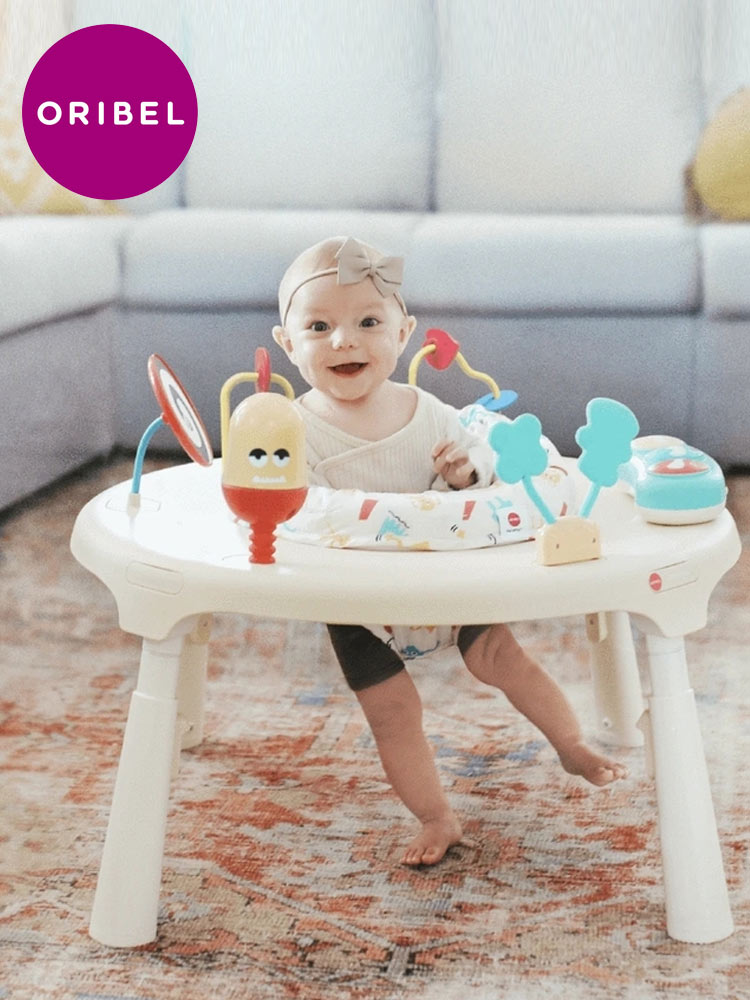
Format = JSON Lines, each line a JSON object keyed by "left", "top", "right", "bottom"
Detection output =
{"left": 431, "top": 439, "right": 478, "bottom": 489}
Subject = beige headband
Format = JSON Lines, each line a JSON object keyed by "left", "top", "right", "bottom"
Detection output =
{"left": 280, "top": 237, "right": 407, "bottom": 325}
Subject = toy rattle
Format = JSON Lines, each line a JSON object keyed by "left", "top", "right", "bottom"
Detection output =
{"left": 407, "top": 328, "right": 518, "bottom": 411}
{"left": 220, "top": 348, "right": 308, "bottom": 564}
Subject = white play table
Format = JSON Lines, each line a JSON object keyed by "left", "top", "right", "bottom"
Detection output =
{"left": 70, "top": 459, "right": 741, "bottom": 948}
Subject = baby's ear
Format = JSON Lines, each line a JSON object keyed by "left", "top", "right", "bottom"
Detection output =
{"left": 398, "top": 315, "right": 417, "bottom": 354}
{"left": 272, "top": 325, "right": 292, "bottom": 356}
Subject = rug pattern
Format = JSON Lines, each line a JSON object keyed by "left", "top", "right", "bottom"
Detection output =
{"left": 1, "top": 458, "right": 749, "bottom": 999}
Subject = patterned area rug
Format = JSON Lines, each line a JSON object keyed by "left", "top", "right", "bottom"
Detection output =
{"left": 1, "top": 457, "right": 749, "bottom": 1000}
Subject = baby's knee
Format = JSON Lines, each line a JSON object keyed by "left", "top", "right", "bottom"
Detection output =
{"left": 356, "top": 670, "right": 422, "bottom": 736}
{"left": 462, "top": 624, "right": 527, "bottom": 687}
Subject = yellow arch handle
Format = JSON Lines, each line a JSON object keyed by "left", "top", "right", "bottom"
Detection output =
{"left": 220, "top": 371, "right": 295, "bottom": 455}
{"left": 408, "top": 344, "right": 501, "bottom": 400}
{"left": 407, "top": 344, "right": 436, "bottom": 386}
{"left": 454, "top": 352, "right": 500, "bottom": 399}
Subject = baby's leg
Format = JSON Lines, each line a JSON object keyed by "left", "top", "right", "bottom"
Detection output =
{"left": 460, "top": 625, "right": 627, "bottom": 786}
{"left": 356, "top": 670, "right": 462, "bottom": 865}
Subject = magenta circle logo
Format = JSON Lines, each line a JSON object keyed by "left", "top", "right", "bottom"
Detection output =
{"left": 22, "top": 24, "right": 198, "bottom": 200}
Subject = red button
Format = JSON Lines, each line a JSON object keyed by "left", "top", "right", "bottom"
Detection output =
{"left": 649, "top": 572, "right": 662, "bottom": 591}
{"left": 508, "top": 511, "right": 521, "bottom": 527}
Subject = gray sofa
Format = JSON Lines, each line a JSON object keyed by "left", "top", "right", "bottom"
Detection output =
{"left": 2, "top": 0, "right": 749, "bottom": 513}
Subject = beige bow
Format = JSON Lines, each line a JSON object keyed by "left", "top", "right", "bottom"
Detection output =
{"left": 335, "top": 237, "right": 404, "bottom": 297}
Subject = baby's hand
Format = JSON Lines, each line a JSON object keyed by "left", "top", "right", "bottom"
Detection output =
{"left": 431, "top": 439, "right": 478, "bottom": 489}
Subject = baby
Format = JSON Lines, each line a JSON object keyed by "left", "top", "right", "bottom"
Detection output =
{"left": 273, "top": 236, "right": 626, "bottom": 866}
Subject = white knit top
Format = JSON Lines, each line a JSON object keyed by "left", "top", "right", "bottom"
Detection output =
{"left": 293, "top": 385, "right": 495, "bottom": 492}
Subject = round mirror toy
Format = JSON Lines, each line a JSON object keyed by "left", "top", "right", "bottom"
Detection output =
{"left": 129, "top": 354, "right": 213, "bottom": 508}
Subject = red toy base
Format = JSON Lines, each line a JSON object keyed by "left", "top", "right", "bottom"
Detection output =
{"left": 222, "top": 483, "right": 308, "bottom": 563}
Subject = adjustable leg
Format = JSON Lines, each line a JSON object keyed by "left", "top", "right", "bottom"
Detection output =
{"left": 644, "top": 633, "right": 733, "bottom": 943}
{"left": 585, "top": 611, "right": 644, "bottom": 747}
{"left": 89, "top": 619, "right": 195, "bottom": 947}
{"left": 177, "top": 614, "right": 212, "bottom": 751}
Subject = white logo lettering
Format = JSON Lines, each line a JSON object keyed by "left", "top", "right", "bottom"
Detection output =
{"left": 35, "top": 100, "right": 186, "bottom": 125}
{"left": 141, "top": 101, "right": 158, "bottom": 125}
{"left": 114, "top": 101, "right": 133, "bottom": 125}
{"left": 69, "top": 102, "right": 89, "bottom": 124}
{"left": 167, "top": 102, "right": 184, "bottom": 125}
{"left": 37, "top": 101, "right": 62, "bottom": 124}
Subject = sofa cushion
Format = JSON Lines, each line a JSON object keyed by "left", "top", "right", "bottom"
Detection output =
{"left": 407, "top": 215, "right": 699, "bottom": 313}
{"left": 183, "top": 0, "right": 435, "bottom": 211}
{"left": 0, "top": 309, "right": 116, "bottom": 509}
{"left": 123, "top": 210, "right": 699, "bottom": 316}
{"left": 694, "top": 319, "right": 750, "bottom": 465}
{"left": 0, "top": 216, "right": 128, "bottom": 336}
{"left": 122, "top": 209, "right": 420, "bottom": 309}
{"left": 435, "top": 0, "right": 702, "bottom": 213}
{"left": 702, "top": 224, "right": 750, "bottom": 317}
{"left": 692, "top": 90, "right": 750, "bottom": 221}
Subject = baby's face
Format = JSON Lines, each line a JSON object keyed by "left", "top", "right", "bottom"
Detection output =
{"left": 274, "top": 275, "right": 415, "bottom": 403}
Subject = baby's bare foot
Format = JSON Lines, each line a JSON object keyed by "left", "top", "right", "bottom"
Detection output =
{"left": 558, "top": 740, "right": 628, "bottom": 786}
{"left": 401, "top": 815, "right": 463, "bottom": 866}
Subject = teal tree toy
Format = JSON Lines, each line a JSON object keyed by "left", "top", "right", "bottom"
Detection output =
{"left": 489, "top": 398, "right": 639, "bottom": 564}
{"left": 576, "top": 398, "right": 640, "bottom": 518}
{"left": 488, "top": 413, "right": 556, "bottom": 523}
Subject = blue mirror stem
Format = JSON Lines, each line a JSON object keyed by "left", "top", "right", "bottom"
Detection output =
{"left": 131, "top": 416, "right": 165, "bottom": 495}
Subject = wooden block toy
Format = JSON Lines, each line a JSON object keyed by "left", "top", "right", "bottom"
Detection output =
{"left": 536, "top": 515, "right": 601, "bottom": 566}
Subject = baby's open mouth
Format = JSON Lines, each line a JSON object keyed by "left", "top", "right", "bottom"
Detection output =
{"left": 330, "top": 362, "right": 366, "bottom": 375}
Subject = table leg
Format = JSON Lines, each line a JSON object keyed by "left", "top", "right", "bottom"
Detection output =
{"left": 644, "top": 633, "right": 733, "bottom": 943}
{"left": 177, "top": 614, "right": 212, "bottom": 751}
{"left": 89, "top": 619, "right": 195, "bottom": 947}
{"left": 585, "top": 611, "right": 644, "bottom": 747}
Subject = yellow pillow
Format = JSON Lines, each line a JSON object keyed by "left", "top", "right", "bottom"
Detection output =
{"left": 691, "top": 88, "right": 750, "bottom": 221}
{"left": 0, "top": 82, "right": 121, "bottom": 215}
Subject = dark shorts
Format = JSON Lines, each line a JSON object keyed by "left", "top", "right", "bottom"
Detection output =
{"left": 326, "top": 623, "right": 490, "bottom": 691}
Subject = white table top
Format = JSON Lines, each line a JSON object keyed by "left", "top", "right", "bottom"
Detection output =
{"left": 70, "top": 460, "right": 741, "bottom": 640}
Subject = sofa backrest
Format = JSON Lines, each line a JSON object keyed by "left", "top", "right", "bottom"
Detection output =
{"left": 70, "top": 0, "right": 750, "bottom": 215}
{"left": 182, "top": 0, "right": 435, "bottom": 212}
{"left": 703, "top": 0, "right": 750, "bottom": 116}
{"left": 434, "top": 0, "right": 702, "bottom": 213}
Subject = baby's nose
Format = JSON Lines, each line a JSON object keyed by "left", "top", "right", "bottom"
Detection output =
{"left": 331, "top": 325, "right": 359, "bottom": 349}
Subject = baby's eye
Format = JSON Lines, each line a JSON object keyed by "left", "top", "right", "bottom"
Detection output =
{"left": 360, "top": 316, "right": 379, "bottom": 328}
{"left": 310, "top": 321, "right": 329, "bottom": 333}
{"left": 248, "top": 448, "right": 268, "bottom": 467}
{"left": 272, "top": 448, "right": 290, "bottom": 467}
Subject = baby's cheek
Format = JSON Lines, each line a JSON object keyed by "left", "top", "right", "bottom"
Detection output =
{"left": 295, "top": 350, "right": 318, "bottom": 378}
